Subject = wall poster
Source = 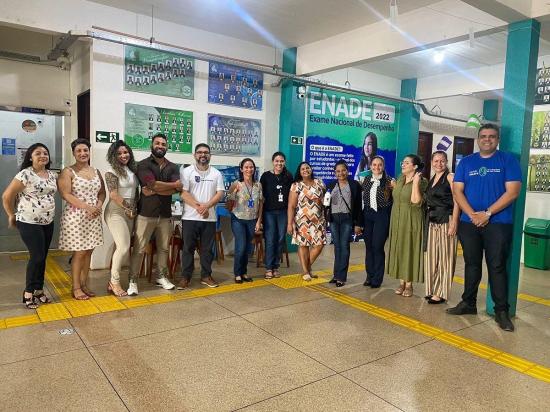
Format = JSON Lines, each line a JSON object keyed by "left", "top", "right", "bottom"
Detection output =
{"left": 305, "top": 87, "right": 399, "bottom": 184}
{"left": 535, "top": 67, "right": 550, "bottom": 105}
{"left": 125, "top": 103, "right": 193, "bottom": 153}
{"left": 527, "top": 155, "right": 550, "bottom": 192}
{"left": 531, "top": 111, "right": 550, "bottom": 149}
{"left": 124, "top": 45, "right": 195, "bottom": 99}
{"left": 207, "top": 114, "right": 261, "bottom": 156}
{"left": 208, "top": 62, "right": 263, "bottom": 110}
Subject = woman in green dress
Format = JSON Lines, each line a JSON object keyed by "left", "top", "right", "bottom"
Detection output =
{"left": 386, "top": 154, "right": 428, "bottom": 297}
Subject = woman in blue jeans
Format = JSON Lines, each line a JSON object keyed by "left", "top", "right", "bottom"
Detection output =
{"left": 227, "top": 158, "right": 263, "bottom": 283}
{"left": 326, "top": 160, "right": 363, "bottom": 287}
{"left": 361, "top": 155, "right": 394, "bottom": 288}
{"left": 260, "top": 152, "right": 293, "bottom": 279}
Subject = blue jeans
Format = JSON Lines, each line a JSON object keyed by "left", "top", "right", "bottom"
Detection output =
{"left": 263, "top": 209, "right": 287, "bottom": 270}
{"left": 231, "top": 214, "right": 256, "bottom": 277}
{"left": 363, "top": 206, "right": 391, "bottom": 287}
{"left": 331, "top": 213, "right": 353, "bottom": 282}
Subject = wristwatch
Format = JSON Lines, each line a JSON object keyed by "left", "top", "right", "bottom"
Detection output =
{"left": 484, "top": 209, "right": 492, "bottom": 217}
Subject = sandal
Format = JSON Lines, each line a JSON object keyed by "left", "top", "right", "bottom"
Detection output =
{"left": 22, "top": 292, "right": 38, "bottom": 309}
{"left": 107, "top": 282, "right": 128, "bottom": 297}
{"left": 242, "top": 275, "right": 253, "bottom": 283}
{"left": 402, "top": 285, "right": 413, "bottom": 297}
{"left": 235, "top": 276, "right": 243, "bottom": 284}
{"left": 72, "top": 288, "right": 89, "bottom": 300}
{"left": 264, "top": 270, "right": 274, "bottom": 279}
{"left": 81, "top": 285, "right": 96, "bottom": 297}
{"left": 302, "top": 273, "right": 312, "bottom": 282}
{"left": 272, "top": 270, "right": 280, "bottom": 278}
{"left": 336, "top": 281, "right": 345, "bottom": 287}
{"left": 310, "top": 272, "right": 319, "bottom": 279}
{"left": 395, "top": 284, "right": 405, "bottom": 295}
{"left": 33, "top": 290, "right": 51, "bottom": 304}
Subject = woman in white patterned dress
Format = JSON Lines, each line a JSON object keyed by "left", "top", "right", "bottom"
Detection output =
{"left": 58, "top": 139, "right": 105, "bottom": 300}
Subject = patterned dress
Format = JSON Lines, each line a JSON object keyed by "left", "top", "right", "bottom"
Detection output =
{"left": 291, "top": 179, "right": 327, "bottom": 246}
{"left": 59, "top": 168, "right": 103, "bottom": 251}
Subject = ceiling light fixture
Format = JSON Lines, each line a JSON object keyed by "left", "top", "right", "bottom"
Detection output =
{"left": 433, "top": 51, "right": 445, "bottom": 64}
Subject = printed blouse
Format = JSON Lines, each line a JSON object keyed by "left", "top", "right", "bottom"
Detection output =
{"left": 14, "top": 167, "right": 58, "bottom": 225}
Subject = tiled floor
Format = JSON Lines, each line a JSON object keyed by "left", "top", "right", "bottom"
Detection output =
{"left": 1, "top": 243, "right": 549, "bottom": 411}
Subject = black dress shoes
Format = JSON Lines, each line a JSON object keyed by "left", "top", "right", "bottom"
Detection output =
{"left": 495, "top": 311, "right": 515, "bottom": 332}
{"left": 363, "top": 280, "right": 371, "bottom": 287}
{"left": 329, "top": 278, "right": 337, "bottom": 284}
{"left": 446, "top": 301, "right": 477, "bottom": 315}
{"left": 370, "top": 284, "right": 381, "bottom": 289}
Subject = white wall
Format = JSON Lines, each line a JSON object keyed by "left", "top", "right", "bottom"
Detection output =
{"left": 315, "top": 67, "right": 401, "bottom": 97}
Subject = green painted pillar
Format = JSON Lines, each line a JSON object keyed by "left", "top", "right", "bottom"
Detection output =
{"left": 483, "top": 99, "right": 499, "bottom": 122}
{"left": 395, "top": 78, "right": 420, "bottom": 176}
{"left": 487, "top": 19, "right": 540, "bottom": 316}
{"left": 279, "top": 47, "right": 305, "bottom": 252}
{"left": 279, "top": 47, "right": 305, "bottom": 177}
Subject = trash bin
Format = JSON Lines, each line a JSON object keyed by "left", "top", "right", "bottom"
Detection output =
{"left": 523, "top": 218, "right": 550, "bottom": 270}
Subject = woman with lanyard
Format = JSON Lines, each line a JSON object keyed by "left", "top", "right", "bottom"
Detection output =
{"left": 361, "top": 155, "right": 394, "bottom": 288}
{"left": 260, "top": 152, "right": 293, "bottom": 279}
{"left": 326, "top": 160, "right": 363, "bottom": 287}
{"left": 227, "top": 158, "right": 263, "bottom": 283}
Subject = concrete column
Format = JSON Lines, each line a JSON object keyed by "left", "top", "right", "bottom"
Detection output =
{"left": 395, "top": 78, "right": 420, "bottom": 176}
{"left": 487, "top": 19, "right": 540, "bottom": 316}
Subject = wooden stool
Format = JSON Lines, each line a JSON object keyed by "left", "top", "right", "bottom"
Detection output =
{"left": 195, "top": 230, "right": 224, "bottom": 264}
{"left": 281, "top": 240, "right": 290, "bottom": 268}
{"left": 168, "top": 226, "right": 183, "bottom": 279}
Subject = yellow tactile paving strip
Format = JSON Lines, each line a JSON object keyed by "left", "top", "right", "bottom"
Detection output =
{"left": 10, "top": 250, "right": 72, "bottom": 261}
{"left": 307, "top": 284, "right": 550, "bottom": 384}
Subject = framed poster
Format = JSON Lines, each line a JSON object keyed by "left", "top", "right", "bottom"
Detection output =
{"left": 207, "top": 114, "right": 261, "bottom": 156}
{"left": 535, "top": 67, "right": 550, "bottom": 105}
{"left": 208, "top": 62, "right": 263, "bottom": 110}
{"left": 125, "top": 103, "right": 193, "bottom": 153}
{"left": 531, "top": 111, "right": 550, "bottom": 149}
{"left": 213, "top": 164, "right": 260, "bottom": 202}
{"left": 527, "top": 155, "right": 550, "bottom": 192}
{"left": 124, "top": 45, "right": 195, "bottom": 99}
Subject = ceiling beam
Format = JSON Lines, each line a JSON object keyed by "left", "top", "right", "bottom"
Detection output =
{"left": 460, "top": 0, "right": 529, "bottom": 22}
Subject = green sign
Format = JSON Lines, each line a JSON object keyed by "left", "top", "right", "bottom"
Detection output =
{"left": 124, "top": 45, "right": 195, "bottom": 99}
{"left": 95, "top": 131, "right": 119, "bottom": 143}
{"left": 291, "top": 136, "right": 303, "bottom": 145}
{"left": 305, "top": 87, "right": 399, "bottom": 181}
{"left": 125, "top": 103, "right": 193, "bottom": 153}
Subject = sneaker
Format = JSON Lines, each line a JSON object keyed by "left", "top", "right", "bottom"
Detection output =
{"left": 156, "top": 277, "right": 175, "bottom": 290}
{"left": 127, "top": 281, "right": 139, "bottom": 296}
{"left": 446, "top": 301, "right": 477, "bottom": 315}
{"left": 201, "top": 276, "right": 218, "bottom": 288}
{"left": 177, "top": 278, "right": 190, "bottom": 290}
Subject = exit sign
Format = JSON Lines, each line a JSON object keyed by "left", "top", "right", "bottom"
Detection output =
{"left": 291, "top": 136, "right": 303, "bottom": 145}
{"left": 96, "top": 131, "right": 119, "bottom": 143}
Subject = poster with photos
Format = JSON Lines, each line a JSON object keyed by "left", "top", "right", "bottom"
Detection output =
{"left": 207, "top": 114, "right": 261, "bottom": 156}
{"left": 530, "top": 111, "right": 550, "bottom": 149}
{"left": 535, "top": 67, "right": 550, "bottom": 105}
{"left": 527, "top": 155, "right": 550, "bottom": 192}
{"left": 124, "top": 46, "right": 195, "bottom": 99}
{"left": 125, "top": 103, "right": 193, "bottom": 153}
{"left": 208, "top": 62, "right": 263, "bottom": 110}
{"left": 213, "top": 165, "right": 260, "bottom": 202}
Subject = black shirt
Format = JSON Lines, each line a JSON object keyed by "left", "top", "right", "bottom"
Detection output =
{"left": 260, "top": 170, "right": 293, "bottom": 211}
{"left": 136, "top": 155, "right": 180, "bottom": 218}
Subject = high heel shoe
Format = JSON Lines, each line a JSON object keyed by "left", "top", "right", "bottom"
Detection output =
{"left": 33, "top": 290, "right": 51, "bottom": 304}
{"left": 22, "top": 292, "right": 38, "bottom": 309}
{"left": 80, "top": 285, "right": 96, "bottom": 297}
{"left": 107, "top": 282, "right": 128, "bottom": 297}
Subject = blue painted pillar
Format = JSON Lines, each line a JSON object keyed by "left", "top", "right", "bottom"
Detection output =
{"left": 279, "top": 47, "right": 305, "bottom": 252}
{"left": 483, "top": 99, "right": 499, "bottom": 122}
{"left": 395, "top": 78, "right": 420, "bottom": 176}
{"left": 279, "top": 47, "right": 305, "bottom": 177}
{"left": 487, "top": 19, "right": 540, "bottom": 316}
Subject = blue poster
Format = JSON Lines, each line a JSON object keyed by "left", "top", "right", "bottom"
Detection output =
{"left": 208, "top": 62, "right": 263, "bottom": 110}
{"left": 213, "top": 165, "right": 260, "bottom": 202}
{"left": 208, "top": 114, "right": 261, "bottom": 156}
{"left": 2, "top": 138, "right": 16, "bottom": 155}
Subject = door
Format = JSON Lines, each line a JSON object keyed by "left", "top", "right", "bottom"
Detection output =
{"left": 417, "top": 132, "right": 433, "bottom": 178}
{"left": 453, "top": 137, "right": 475, "bottom": 172}
{"left": 77, "top": 90, "right": 90, "bottom": 142}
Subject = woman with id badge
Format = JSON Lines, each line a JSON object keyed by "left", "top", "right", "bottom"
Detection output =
{"left": 227, "top": 158, "right": 263, "bottom": 283}
{"left": 326, "top": 160, "right": 363, "bottom": 287}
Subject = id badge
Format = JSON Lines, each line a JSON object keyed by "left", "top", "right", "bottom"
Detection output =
{"left": 278, "top": 193, "right": 284, "bottom": 202}
{"left": 248, "top": 199, "right": 254, "bottom": 208}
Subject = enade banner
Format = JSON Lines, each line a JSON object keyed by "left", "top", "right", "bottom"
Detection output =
{"left": 305, "top": 88, "right": 399, "bottom": 183}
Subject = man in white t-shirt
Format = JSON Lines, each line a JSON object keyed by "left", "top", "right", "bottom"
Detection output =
{"left": 178, "top": 143, "right": 225, "bottom": 289}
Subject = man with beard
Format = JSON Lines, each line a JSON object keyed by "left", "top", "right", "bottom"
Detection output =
{"left": 178, "top": 143, "right": 224, "bottom": 289}
{"left": 127, "top": 133, "right": 181, "bottom": 295}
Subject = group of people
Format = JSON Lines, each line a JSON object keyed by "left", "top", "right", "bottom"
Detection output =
{"left": 2, "top": 124, "right": 520, "bottom": 332}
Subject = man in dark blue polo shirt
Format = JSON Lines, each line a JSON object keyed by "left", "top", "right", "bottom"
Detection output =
{"left": 447, "top": 124, "right": 521, "bottom": 331}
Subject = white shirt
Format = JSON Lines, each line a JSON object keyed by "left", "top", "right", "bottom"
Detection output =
{"left": 180, "top": 165, "right": 224, "bottom": 222}
{"left": 105, "top": 166, "right": 138, "bottom": 200}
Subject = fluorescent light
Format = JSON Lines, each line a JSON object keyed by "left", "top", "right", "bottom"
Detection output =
{"left": 433, "top": 51, "right": 445, "bottom": 64}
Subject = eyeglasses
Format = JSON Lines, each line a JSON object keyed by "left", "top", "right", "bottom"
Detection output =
{"left": 195, "top": 151, "right": 210, "bottom": 155}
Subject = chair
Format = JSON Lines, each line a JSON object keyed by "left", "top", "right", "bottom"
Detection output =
{"left": 254, "top": 232, "right": 290, "bottom": 268}
{"left": 195, "top": 229, "right": 224, "bottom": 264}
{"left": 168, "top": 226, "right": 183, "bottom": 279}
